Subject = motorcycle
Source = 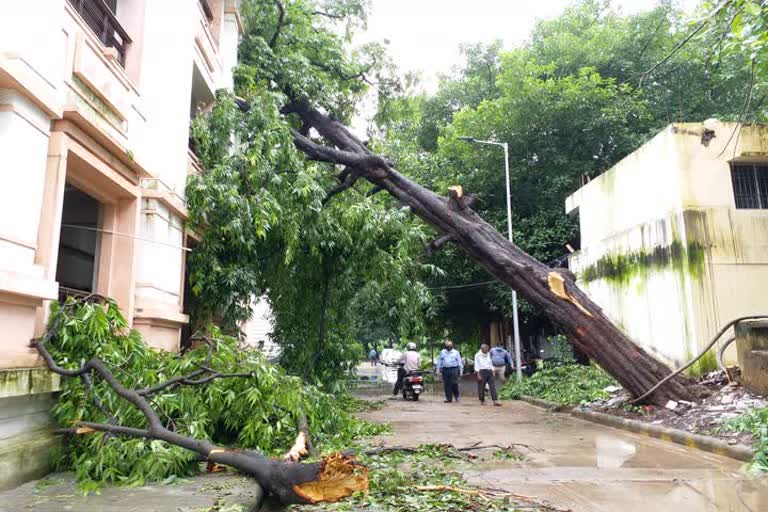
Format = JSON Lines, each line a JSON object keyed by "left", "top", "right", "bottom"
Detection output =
{"left": 402, "top": 371, "right": 424, "bottom": 401}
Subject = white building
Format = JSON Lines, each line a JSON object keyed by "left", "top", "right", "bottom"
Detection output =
{"left": 0, "top": 0, "right": 242, "bottom": 489}
{"left": 566, "top": 121, "right": 768, "bottom": 374}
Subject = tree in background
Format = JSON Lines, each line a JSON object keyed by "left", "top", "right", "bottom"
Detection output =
{"left": 375, "top": 0, "right": 767, "bottom": 347}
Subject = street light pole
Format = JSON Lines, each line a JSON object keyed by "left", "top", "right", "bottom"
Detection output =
{"left": 458, "top": 136, "right": 523, "bottom": 382}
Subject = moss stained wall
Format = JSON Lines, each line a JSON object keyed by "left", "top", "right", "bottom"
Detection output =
{"left": 580, "top": 240, "right": 706, "bottom": 286}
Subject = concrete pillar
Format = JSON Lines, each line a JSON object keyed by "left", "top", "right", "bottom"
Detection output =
{"left": 736, "top": 320, "right": 768, "bottom": 395}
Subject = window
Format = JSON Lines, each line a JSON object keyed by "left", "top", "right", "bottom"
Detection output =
{"left": 731, "top": 163, "right": 768, "bottom": 209}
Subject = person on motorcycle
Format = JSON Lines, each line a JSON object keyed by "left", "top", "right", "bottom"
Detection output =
{"left": 392, "top": 342, "right": 421, "bottom": 398}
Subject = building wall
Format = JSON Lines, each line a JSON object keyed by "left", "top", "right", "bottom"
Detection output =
{"left": 567, "top": 121, "right": 768, "bottom": 373}
{"left": 242, "top": 297, "right": 282, "bottom": 360}
{"left": 0, "top": 0, "right": 242, "bottom": 489}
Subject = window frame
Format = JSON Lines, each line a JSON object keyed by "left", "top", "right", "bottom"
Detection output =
{"left": 730, "top": 162, "right": 768, "bottom": 210}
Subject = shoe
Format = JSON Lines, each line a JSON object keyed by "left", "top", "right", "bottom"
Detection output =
{"left": 455, "top": 397, "right": 460, "bottom": 403}
{"left": 444, "top": 400, "right": 452, "bottom": 403}
{"left": 480, "top": 401, "right": 486, "bottom": 406}
{"left": 493, "top": 402, "right": 502, "bottom": 407}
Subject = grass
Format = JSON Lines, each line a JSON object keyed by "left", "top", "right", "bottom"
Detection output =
{"left": 719, "top": 406, "right": 768, "bottom": 471}
{"left": 499, "top": 363, "right": 617, "bottom": 406}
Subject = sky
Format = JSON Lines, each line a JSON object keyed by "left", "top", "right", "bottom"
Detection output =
{"left": 359, "top": 0, "right": 698, "bottom": 93}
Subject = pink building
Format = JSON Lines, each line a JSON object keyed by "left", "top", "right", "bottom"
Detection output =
{"left": 0, "top": 0, "right": 242, "bottom": 489}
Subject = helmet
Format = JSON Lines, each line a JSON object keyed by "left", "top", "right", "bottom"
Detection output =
{"left": 406, "top": 342, "right": 417, "bottom": 351}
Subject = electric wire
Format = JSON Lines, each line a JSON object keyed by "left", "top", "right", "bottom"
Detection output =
{"left": 60, "top": 223, "right": 192, "bottom": 252}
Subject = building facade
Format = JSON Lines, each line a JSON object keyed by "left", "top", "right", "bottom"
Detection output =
{"left": 0, "top": 0, "right": 242, "bottom": 489}
{"left": 566, "top": 121, "right": 768, "bottom": 374}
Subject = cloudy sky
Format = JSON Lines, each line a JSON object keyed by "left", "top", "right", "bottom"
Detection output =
{"left": 359, "top": 0, "right": 698, "bottom": 92}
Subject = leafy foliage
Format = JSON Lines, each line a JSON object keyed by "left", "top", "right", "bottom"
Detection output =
{"left": 187, "top": 0, "right": 436, "bottom": 387}
{"left": 700, "top": 0, "right": 768, "bottom": 78}
{"left": 719, "top": 406, "right": 768, "bottom": 471}
{"left": 48, "top": 299, "right": 387, "bottom": 491}
{"left": 499, "top": 363, "right": 617, "bottom": 405}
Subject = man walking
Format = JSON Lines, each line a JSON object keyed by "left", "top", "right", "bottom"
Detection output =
{"left": 437, "top": 341, "right": 463, "bottom": 403}
{"left": 475, "top": 344, "right": 501, "bottom": 406}
{"left": 490, "top": 342, "right": 512, "bottom": 384}
{"left": 369, "top": 347, "right": 378, "bottom": 367}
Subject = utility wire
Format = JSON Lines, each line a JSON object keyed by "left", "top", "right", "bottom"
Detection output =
{"left": 426, "top": 253, "right": 571, "bottom": 291}
{"left": 60, "top": 223, "right": 192, "bottom": 252}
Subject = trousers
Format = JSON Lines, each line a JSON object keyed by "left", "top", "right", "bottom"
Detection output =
{"left": 441, "top": 367, "right": 460, "bottom": 401}
{"left": 477, "top": 369, "right": 498, "bottom": 402}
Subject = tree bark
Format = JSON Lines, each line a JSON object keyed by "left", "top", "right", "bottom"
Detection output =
{"left": 286, "top": 101, "right": 703, "bottom": 406}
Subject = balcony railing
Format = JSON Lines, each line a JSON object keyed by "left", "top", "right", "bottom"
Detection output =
{"left": 199, "top": 0, "right": 214, "bottom": 21}
{"left": 67, "top": 0, "right": 132, "bottom": 66}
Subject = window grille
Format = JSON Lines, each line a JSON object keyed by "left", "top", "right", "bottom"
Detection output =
{"left": 731, "top": 163, "right": 768, "bottom": 209}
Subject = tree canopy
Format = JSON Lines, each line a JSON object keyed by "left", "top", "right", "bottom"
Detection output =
{"left": 187, "top": 0, "right": 434, "bottom": 388}
{"left": 375, "top": 0, "right": 768, "bottom": 345}
{"left": 186, "top": 0, "right": 768, "bottom": 379}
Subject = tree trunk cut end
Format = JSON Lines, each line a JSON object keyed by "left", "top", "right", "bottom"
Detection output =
{"left": 291, "top": 452, "right": 369, "bottom": 504}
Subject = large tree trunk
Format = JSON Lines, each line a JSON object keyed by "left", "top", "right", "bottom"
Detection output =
{"left": 287, "top": 102, "right": 703, "bottom": 406}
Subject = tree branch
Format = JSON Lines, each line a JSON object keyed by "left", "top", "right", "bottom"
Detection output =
{"left": 269, "top": 0, "right": 287, "bottom": 49}
{"left": 425, "top": 234, "right": 454, "bottom": 256}
{"left": 31, "top": 296, "right": 364, "bottom": 504}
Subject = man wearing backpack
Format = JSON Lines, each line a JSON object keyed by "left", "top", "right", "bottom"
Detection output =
{"left": 490, "top": 342, "right": 512, "bottom": 384}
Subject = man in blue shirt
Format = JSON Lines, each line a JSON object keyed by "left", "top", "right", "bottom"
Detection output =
{"left": 437, "top": 341, "right": 463, "bottom": 403}
{"left": 490, "top": 342, "right": 512, "bottom": 384}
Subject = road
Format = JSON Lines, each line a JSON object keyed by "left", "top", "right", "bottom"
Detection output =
{"left": 358, "top": 382, "right": 768, "bottom": 512}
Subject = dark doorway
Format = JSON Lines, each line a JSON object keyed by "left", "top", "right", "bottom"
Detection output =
{"left": 56, "top": 184, "right": 101, "bottom": 299}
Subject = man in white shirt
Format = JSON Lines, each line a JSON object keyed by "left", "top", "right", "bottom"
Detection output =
{"left": 474, "top": 344, "right": 501, "bottom": 406}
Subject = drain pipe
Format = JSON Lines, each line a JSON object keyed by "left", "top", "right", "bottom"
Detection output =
{"left": 631, "top": 315, "right": 768, "bottom": 404}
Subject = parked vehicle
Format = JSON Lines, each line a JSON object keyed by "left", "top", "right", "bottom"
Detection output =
{"left": 402, "top": 371, "right": 424, "bottom": 401}
{"left": 510, "top": 353, "right": 536, "bottom": 377}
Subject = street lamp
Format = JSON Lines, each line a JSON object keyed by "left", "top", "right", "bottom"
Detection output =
{"left": 457, "top": 136, "right": 523, "bottom": 383}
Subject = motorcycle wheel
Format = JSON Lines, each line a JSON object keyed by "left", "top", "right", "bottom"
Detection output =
{"left": 413, "top": 394, "right": 419, "bottom": 401}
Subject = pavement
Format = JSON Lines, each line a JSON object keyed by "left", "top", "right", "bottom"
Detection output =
{"left": 0, "top": 472, "right": 260, "bottom": 512}
{"left": 357, "top": 382, "right": 768, "bottom": 512}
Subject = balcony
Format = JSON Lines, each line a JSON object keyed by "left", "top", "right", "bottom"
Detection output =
{"left": 66, "top": 0, "right": 131, "bottom": 66}
{"left": 199, "top": 0, "right": 214, "bottom": 22}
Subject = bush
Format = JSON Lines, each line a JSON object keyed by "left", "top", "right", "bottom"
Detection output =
{"left": 719, "top": 407, "right": 768, "bottom": 471}
{"left": 47, "top": 299, "right": 388, "bottom": 492}
{"left": 498, "top": 362, "right": 617, "bottom": 405}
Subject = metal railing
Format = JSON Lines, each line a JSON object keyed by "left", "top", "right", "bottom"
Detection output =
{"left": 67, "top": 0, "right": 132, "bottom": 66}
{"left": 199, "top": 0, "right": 214, "bottom": 21}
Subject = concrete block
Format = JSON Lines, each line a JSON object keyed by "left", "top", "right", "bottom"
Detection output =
{"left": 735, "top": 320, "right": 768, "bottom": 395}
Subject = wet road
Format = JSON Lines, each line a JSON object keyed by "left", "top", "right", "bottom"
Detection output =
{"left": 359, "top": 382, "right": 768, "bottom": 512}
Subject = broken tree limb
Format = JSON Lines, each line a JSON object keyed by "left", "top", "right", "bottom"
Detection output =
{"left": 284, "top": 412, "right": 312, "bottom": 462}
{"left": 31, "top": 296, "right": 366, "bottom": 505}
{"left": 425, "top": 234, "right": 454, "bottom": 256}
{"left": 283, "top": 101, "right": 704, "bottom": 405}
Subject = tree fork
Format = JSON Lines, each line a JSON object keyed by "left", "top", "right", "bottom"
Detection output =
{"left": 286, "top": 101, "right": 704, "bottom": 405}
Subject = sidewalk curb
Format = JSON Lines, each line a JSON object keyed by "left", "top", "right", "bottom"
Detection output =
{"left": 519, "top": 395, "right": 755, "bottom": 463}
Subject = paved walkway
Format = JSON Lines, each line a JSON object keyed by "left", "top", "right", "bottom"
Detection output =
{"left": 358, "top": 383, "right": 768, "bottom": 512}
{"left": 0, "top": 473, "right": 259, "bottom": 512}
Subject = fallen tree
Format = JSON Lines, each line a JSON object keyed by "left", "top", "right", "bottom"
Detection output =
{"left": 280, "top": 100, "right": 704, "bottom": 406}
{"left": 32, "top": 296, "right": 368, "bottom": 504}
